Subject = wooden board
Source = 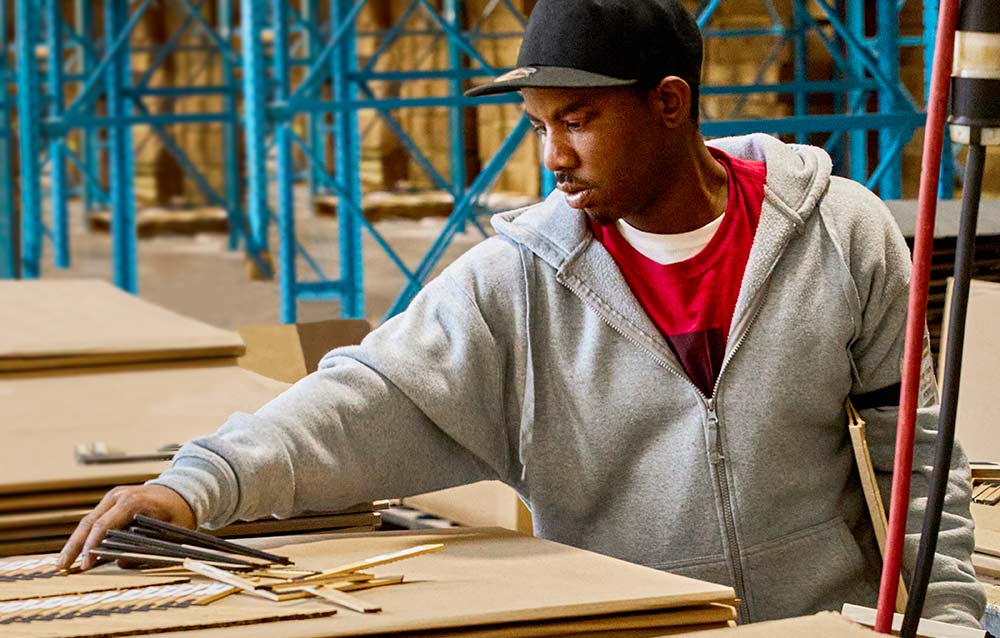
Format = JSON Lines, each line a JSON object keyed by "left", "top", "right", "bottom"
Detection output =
{"left": 0, "top": 360, "right": 289, "bottom": 495}
{"left": 0, "top": 280, "right": 244, "bottom": 372}
{"left": 973, "top": 504, "right": 1000, "bottom": 557}
{"left": 0, "top": 490, "right": 110, "bottom": 514}
{"left": 3, "top": 528, "right": 737, "bottom": 638}
{"left": 218, "top": 513, "right": 380, "bottom": 538}
{"left": 940, "top": 279, "right": 1000, "bottom": 463}
{"left": 669, "top": 612, "right": 882, "bottom": 637}
{"left": 0, "top": 509, "right": 93, "bottom": 530}
{"left": 0, "top": 509, "right": 377, "bottom": 534}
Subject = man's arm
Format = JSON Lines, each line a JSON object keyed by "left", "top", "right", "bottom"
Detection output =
{"left": 60, "top": 258, "right": 519, "bottom": 569}
{"left": 844, "top": 198, "right": 985, "bottom": 627}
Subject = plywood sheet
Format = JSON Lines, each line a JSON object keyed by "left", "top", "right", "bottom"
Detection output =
{"left": 0, "top": 510, "right": 93, "bottom": 530}
{"left": 0, "top": 490, "right": 110, "bottom": 514}
{"left": 3, "top": 528, "right": 736, "bottom": 638}
{"left": 150, "top": 608, "right": 734, "bottom": 638}
{"left": 972, "top": 503, "right": 1000, "bottom": 556}
{"left": 0, "top": 360, "right": 289, "bottom": 495}
{"left": 941, "top": 279, "right": 1000, "bottom": 462}
{"left": 0, "top": 280, "right": 244, "bottom": 372}
{"left": 670, "top": 612, "right": 884, "bottom": 636}
{"left": 219, "top": 512, "right": 380, "bottom": 537}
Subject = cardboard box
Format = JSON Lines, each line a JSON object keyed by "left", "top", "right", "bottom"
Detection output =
{"left": 940, "top": 279, "right": 1000, "bottom": 463}
{"left": 237, "top": 319, "right": 371, "bottom": 383}
{"left": 404, "top": 481, "right": 533, "bottom": 534}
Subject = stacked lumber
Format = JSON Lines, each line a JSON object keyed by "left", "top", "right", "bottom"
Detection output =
{"left": 313, "top": 190, "right": 540, "bottom": 221}
{"left": 86, "top": 206, "right": 230, "bottom": 238}
{"left": 0, "top": 280, "right": 380, "bottom": 557}
{"left": 972, "top": 473, "right": 1000, "bottom": 582}
{"left": 0, "top": 527, "right": 739, "bottom": 637}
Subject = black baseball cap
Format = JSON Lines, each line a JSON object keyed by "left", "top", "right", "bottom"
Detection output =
{"left": 465, "top": 0, "right": 703, "bottom": 99}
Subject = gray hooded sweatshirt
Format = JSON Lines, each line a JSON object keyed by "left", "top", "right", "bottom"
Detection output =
{"left": 153, "top": 134, "right": 985, "bottom": 626}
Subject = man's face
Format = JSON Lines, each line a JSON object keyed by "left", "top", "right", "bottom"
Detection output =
{"left": 522, "top": 86, "right": 672, "bottom": 225}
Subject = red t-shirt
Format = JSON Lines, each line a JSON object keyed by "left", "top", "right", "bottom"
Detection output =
{"left": 591, "top": 149, "right": 767, "bottom": 396}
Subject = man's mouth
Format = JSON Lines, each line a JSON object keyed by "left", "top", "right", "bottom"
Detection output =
{"left": 557, "top": 183, "right": 592, "bottom": 208}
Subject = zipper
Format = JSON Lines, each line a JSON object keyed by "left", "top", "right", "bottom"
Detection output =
{"left": 704, "top": 290, "right": 769, "bottom": 622}
{"left": 561, "top": 276, "right": 770, "bottom": 622}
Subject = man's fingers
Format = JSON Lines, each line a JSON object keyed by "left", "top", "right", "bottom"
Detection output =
{"left": 79, "top": 502, "right": 141, "bottom": 570}
{"left": 58, "top": 485, "right": 196, "bottom": 571}
{"left": 58, "top": 492, "right": 120, "bottom": 570}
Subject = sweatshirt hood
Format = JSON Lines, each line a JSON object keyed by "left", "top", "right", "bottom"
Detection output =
{"left": 491, "top": 133, "right": 833, "bottom": 268}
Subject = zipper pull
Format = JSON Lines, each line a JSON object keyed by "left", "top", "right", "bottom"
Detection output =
{"left": 707, "top": 405, "right": 725, "bottom": 465}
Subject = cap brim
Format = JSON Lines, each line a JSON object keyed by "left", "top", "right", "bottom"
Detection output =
{"left": 465, "top": 66, "right": 637, "bottom": 97}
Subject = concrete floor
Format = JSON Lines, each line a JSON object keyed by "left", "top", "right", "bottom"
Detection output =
{"left": 39, "top": 192, "right": 489, "bottom": 330}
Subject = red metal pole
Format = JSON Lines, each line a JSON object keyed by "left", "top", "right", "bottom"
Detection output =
{"left": 874, "top": 0, "right": 959, "bottom": 632}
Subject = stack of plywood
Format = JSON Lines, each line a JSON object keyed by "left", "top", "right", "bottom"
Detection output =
{"left": 0, "top": 527, "right": 739, "bottom": 637}
{"left": 0, "top": 280, "right": 380, "bottom": 557}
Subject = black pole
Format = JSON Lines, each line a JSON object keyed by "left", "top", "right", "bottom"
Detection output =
{"left": 900, "top": 130, "right": 987, "bottom": 637}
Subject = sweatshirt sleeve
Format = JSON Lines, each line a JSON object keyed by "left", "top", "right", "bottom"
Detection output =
{"left": 150, "top": 260, "right": 515, "bottom": 530}
{"left": 844, "top": 196, "right": 985, "bottom": 627}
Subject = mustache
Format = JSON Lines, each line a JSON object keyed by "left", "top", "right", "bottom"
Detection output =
{"left": 554, "top": 173, "right": 595, "bottom": 189}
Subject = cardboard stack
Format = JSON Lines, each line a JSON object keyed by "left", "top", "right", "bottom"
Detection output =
{"left": 0, "top": 527, "right": 740, "bottom": 637}
{"left": 0, "top": 280, "right": 381, "bottom": 557}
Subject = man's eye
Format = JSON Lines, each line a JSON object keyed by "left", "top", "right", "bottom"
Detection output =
{"left": 566, "top": 121, "right": 583, "bottom": 131}
{"left": 532, "top": 126, "right": 547, "bottom": 137}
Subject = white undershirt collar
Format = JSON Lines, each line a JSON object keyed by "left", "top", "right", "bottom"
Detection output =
{"left": 616, "top": 213, "right": 725, "bottom": 265}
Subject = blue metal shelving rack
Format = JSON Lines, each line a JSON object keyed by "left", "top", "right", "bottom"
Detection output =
{"left": 242, "top": 0, "right": 530, "bottom": 322}
{"left": 0, "top": 0, "right": 15, "bottom": 278}
{"left": 695, "top": 0, "right": 931, "bottom": 200}
{"left": 3, "top": 0, "right": 950, "bottom": 322}
{"left": 11, "top": 0, "right": 262, "bottom": 291}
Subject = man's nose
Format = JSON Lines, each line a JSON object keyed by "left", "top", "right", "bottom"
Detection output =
{"left": 542, "top": 132, "right": 578, "bottom": 173}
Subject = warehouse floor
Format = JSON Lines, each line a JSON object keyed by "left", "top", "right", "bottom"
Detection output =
{"left": 39, "top": 191, "right": 490, "bottom": 329}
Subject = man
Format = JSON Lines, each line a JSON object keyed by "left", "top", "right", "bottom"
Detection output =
{"left": 60, "top": 0, "right": 984, "bottom": 626}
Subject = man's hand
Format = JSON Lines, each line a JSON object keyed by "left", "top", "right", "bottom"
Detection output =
{"left": 58, "top": 485, "right": 196, "bottom": 570}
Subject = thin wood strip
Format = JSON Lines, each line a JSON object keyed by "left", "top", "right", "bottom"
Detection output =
{"left": 847, "top": 401, "right": 909, "bottom": 613}
{"left": 267, "top": 543, "right": 444, "bottom": 591}
{"left": 302, "top": 585, "right": 381, "bottom": 613}
{"left": 182, "top": 559, "right": 279, "bottom": 602}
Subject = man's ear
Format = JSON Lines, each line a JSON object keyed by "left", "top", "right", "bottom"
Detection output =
{"left": 651, "top": 76, "right": 691, "bottom": 128}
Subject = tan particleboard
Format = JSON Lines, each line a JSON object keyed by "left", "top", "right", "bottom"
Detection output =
{"left": 0, "top": 509, "right": 93, "bottom": 530}
{"left": 669, "top": 612, "right": 885, "bottom": 636}
{"left": 0, "top": 524, "right": 78, "bottom": 543}
{"left": 3, "top": 528, "right": 736, "bottom": 638}
{"left": 0, "top": 490, "right": 110, "bottom": 514}
{"left": 162, "top": 607, "right": 734, "bottom": 638}
{"left": 216, "top": 512, "right": 380, "bottom": 538}
{"left": 0, "top": 280, "right": 245, "bottom": 372}
{"left": 0, "top": 508, "right": 376, "bottom": 534}
{"left": 940, "top": 279, "right": 1000, "bottom": 463}
{"left": 972, "top": 503, "right": 1000, "bottom": 557}
{"left": 0, "top": 360, "right": 289, "bottom": 495}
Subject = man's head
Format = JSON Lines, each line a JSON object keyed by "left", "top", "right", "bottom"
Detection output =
{"left": 466, "top": 0, "right": 703, "bottom": 121}
{"left": 467, "top": 1, "right": 706, "bottom": 227}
